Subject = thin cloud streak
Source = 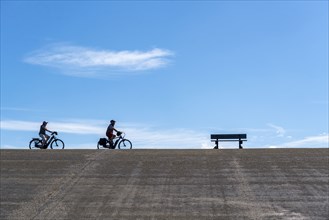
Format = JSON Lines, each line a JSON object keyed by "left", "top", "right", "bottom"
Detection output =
{"left": 267, "top": 123, "right": 286, "bottom": 137}
{"left": 282, "top": 134, "right": 328, "bottom": 148}
{"left": 123, "top": 126, "right": 211, "bottom": 149}
{"left": 24, "top": 44, "right": 174, "bottom": 78}
{"left": 268, "top": 134, "right": 328, "bottom": 148}
{"left": 1, "top": 120, "right": 39, "bottom": 132}
{"left": 0, "top": 120, "right": 104, "bottom": 135}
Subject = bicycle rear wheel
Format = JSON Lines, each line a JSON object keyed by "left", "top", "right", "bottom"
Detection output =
{"left": 29, "top": 139, "right": 42, "bottom": 149}
{"left": 97, "top": 142, "right": 108, "bottom": 149}
{"left": 51, "top": 139, "right": 65, "bottom": 149}
{"left": 118, "top": 139, "right": 132, "bottom": 149}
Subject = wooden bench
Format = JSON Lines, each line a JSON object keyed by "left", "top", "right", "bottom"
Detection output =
{"left": 211, "top": 134, "right": 247, "bottom": 149}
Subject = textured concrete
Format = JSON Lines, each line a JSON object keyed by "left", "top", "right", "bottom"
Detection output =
{"left": 1, "top": 149, "right": 328, "bottom": 219}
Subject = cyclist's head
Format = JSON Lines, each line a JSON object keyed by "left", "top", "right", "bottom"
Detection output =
{"left": 110, "top": 120, "right": 116, "bottom": 124}
{"left": 43, "top": 121, "right": 48, "bottom": 125}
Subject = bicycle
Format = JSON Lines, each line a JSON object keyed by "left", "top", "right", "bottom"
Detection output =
{"left": 97, "top": 131, "right": 132, "bottom": 149}
{"left": 29, "top": 132, "right": 65, "bottom": 149}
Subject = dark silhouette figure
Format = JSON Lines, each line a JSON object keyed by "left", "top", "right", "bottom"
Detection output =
{"left": 39, "top": 121, "right": 53, "bottom": 148}
{"left": 106, "top": 120, "right": 119, "bottom": 147}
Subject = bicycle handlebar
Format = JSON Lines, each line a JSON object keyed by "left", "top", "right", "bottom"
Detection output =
{"left": 117, "top": 131, "right": 125, "bottom": 138}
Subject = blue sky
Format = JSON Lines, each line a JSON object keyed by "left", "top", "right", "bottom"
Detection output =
{"left": 1, "top": 1, "right": 328, "bottom": 149}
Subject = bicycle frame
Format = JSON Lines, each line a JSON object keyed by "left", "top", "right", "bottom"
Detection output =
{"left": 44, "top": 135, "right": 56, "bottom": 148}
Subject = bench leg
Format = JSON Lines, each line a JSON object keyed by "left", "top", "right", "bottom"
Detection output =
{"left": 239, "top": 140, "right": 243, "bottom": 149}
{"left": 213, "top": 140, "right": 219, "bottom": 149}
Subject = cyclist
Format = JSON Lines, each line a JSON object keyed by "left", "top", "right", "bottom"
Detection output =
{"left": 39, "top": 121, "right": 53, "bottom": 148}
{"left": 106, "top": 120, "right": 119, "bottom": 142}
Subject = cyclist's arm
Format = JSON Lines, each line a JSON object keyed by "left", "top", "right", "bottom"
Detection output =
{"left": 45, "top": 128, "right": 53, "bottom": 133}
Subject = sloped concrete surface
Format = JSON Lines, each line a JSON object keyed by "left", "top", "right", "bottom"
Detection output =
{"left": 1, "top": 149, "right": 328, "bottom": 219}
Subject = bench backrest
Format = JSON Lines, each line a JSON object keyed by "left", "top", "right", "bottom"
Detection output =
{"left": 211, "top": 134, "right": 247, "bottom": 140}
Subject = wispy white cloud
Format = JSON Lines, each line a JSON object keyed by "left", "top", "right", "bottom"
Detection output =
{"left": 0, "top": 120, "right": 104, "bottom": 135}
{"left": 268, "top": 134, "right": 328, "bottom": 148}
{"left": 24, "top": 43, "right": 174, "bottom": 78}
{"left": 267, "top": 123, "right": 286, "bottom": 137}
{"left": 1, "top": 120, "right": 40, "bottom": 132}
{"left": 281, "top": 134, "right": 328, "bottom": 148}
{"left": 122, "top": 125, "right": 211, "bottom": 149}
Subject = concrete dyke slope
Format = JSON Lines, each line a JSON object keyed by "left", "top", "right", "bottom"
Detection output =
{"left": 1, "top": 149, "right": 328, "bottom": 219}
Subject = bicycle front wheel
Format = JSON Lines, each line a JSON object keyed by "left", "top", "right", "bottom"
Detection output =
{"left": 118, "top": 139, "right": 132, "bottom": 149}
{"left": 51, "top": 139, "right": 65, "bottom": 149}
{"left": 29, "top": 139, "right": 42, "bottom": 149}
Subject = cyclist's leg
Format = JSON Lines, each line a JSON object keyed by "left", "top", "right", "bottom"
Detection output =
{"left": 106, "top": 133, "right": 114, "bottom": 148}
{"left": 39, "top": 134, "right": 47, "bottom": 147}
{"left": 45, "top": 134, "right": 50, "bottom": 144}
